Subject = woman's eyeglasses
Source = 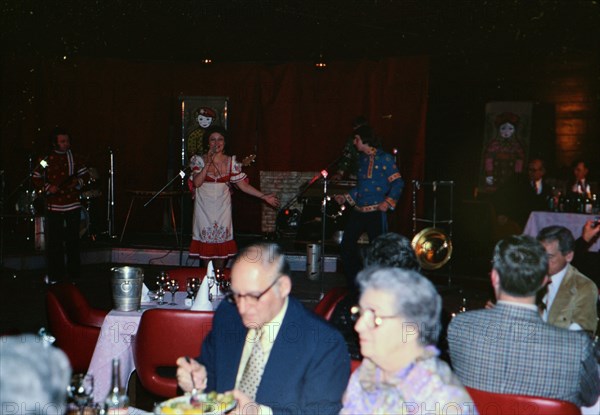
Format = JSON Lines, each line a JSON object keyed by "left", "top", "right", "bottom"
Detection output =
{"left": 225, "top": 275, "right": 281, "bottom": 305}
{"left": 350, "top": 305, "right": 400, "bottom": 328}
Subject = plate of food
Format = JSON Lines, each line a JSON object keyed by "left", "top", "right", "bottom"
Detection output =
{"left": 154, "top": 391, "right": 236, "bottom": 415}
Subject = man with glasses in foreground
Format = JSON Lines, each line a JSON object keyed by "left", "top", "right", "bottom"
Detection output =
{"left": 176, "top": 242, "right": 350, "bottom": 414}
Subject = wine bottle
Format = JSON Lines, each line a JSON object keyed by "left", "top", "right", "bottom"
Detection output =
{"left": 585, "top": 194, "right": 593, "bottom": 214}
{"left": 104, "top": 358, "right": 129, "bottom": 415}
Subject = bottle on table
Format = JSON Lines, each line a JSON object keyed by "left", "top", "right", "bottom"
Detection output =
{"left": 593, "top": 193, "right": 599, "bottom": 214}
{"left": 103, "top": 358, "right": 129, "bottom": 415}
{"left": 585, "top": 194, "right": 593, "bottom": 214}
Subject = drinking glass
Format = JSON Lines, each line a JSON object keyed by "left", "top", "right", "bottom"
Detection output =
{"left": 168, "top": 278, "right": 179, "bottom": 305}
{"left": 215, "top": 268, "right": 231, "bottom": 293}
{"left": 68, "top": 373, "right": 94, "bottom": 415}
{"left": 156, "top": 272, "right": 168, "bottom": 305}
{"left": 186, "top": 278, "right": 200, "bottom": 300}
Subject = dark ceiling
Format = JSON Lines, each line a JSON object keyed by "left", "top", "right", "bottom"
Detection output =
{"left": 2, "top": 0, "right": 600, "bottom": 63}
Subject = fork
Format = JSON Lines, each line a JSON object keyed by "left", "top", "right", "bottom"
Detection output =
{"left": 184, "top": 356, "right": 202, "bottom": 407}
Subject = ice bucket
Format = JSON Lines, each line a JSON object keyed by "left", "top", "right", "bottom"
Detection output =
{"left": 110, "top": 266, "right": 144, "bottom": 311}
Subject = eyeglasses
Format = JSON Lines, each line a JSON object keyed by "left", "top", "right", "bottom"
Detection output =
{"left": 225, "top": 275, "right": 281, "bottom": 305}
{"left": 350, "top": 305, "right": 401, "bottom": 329}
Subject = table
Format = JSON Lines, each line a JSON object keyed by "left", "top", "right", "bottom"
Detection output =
{"left": 523, "top": 211, "right": 600, "bottom": 251}
{"left": 87, "top": 292, "right": 219, "bottom": 403}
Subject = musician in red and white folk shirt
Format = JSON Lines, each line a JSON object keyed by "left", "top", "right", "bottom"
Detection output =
{"left": 33, "top": 127, "right": 90, "bottom": 283}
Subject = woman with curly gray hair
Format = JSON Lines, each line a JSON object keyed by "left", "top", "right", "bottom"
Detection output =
{"left": 0, "top": 334, "right": 71, "bottom": 415}
{"left": 341, "top": 267, "right": 475, "bottom": 415}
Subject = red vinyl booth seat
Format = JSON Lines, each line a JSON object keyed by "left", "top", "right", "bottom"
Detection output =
{"left": 46, "top": 283, "right": 108, "bottom": 373}
{"left": 133, "top": 308, "right": 214, "bottom": 398}
{"left": 466, "top": 386, "right": 581, "bottom": 415}
{"left": 313, "top": 286, "right": 348, "bottom": 321}
{"left": 350, "top": 359, "right": 361, "bottom": 373}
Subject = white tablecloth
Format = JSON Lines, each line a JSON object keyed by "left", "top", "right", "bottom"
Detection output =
{"left": 87, "top": 292, "right": 219, "bottom": 403}
{"left": 523, "top": 211, "right": 600, "bottom": 251}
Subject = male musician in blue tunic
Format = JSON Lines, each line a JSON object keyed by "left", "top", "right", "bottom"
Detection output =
{"left": 334, "top": 126, "right": 404, "bottom": 291}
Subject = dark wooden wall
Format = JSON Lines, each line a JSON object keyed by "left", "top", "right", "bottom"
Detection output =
{"left": 426, "top": 51, "right": 600, "bottom": 194}
{"left": 426, "top": 50, "right": 600, "bottom": 260}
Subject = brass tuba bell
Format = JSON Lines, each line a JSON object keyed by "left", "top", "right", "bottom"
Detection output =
{"left": 411, "top": 227, "right": 453, "bottom": 270}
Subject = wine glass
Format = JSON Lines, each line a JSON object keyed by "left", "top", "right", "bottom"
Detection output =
{"left": 186, "top": 278, "right": 200, "bottom": 300}
{"left": 167, "top": 278, "right": 179, "bottom": 305}
{"left": 215, "top": 268, "right": 231, "bottom": 293}
{"left": 68, "top": 373, "right": 94, "bottom": 415}
{"left": 156, "top": 272, "right": 168, "bottom": 305}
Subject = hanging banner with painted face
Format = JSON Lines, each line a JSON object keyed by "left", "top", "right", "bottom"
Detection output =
{"left": 479, "top": 101, "right": 532, "bottom": 193}
{"left": 180, "top": 96, "right": 229, "bottom": 166}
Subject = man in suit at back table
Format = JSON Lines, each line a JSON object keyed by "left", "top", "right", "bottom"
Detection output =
{"left": 447, "top": 235, "right": 599, "bottom": 407}
{"left": 176, "top": 242, "right": 350, "bottom": 415}
{"left": 569, "top": 159, "right": 595, "bottom": 198}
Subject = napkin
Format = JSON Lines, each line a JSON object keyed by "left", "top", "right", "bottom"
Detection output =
{"left": 206, "top": 261, "right": 218, "bottom": 300}
{"left": 191, "top": 276, "right": 213, "bottom": 311}
{"left": 141, "top": 283, "right": 153, "bottom": 303}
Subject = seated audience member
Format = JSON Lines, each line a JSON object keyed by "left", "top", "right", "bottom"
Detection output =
{"left": 341, "top": 267, "right": 474, "bottom": 415}
{"left": 329, "top": 232, "right": 421, "bottom": 360}
{"left": 176, "top": 242, "right": 350, "bottom": 415}
{"left": 361, "top": 232, "right": 421, "bottom": 271}
{"left": 0, "top": 333, "right": 72, "bottom": 415}
{"left": 448, "top": 235, "right": 600, "bottom": 407}
{"left": 569, "top": 159, "right": 594, "bottom": 198}
{"left": 573, "top": 218, "right": 600, "bottom": 286}
{"left": 493, "top": 158, "right": 551, "bottom": 229}
{"left": 537, "top": 225, "right": 598, "bottom": 334}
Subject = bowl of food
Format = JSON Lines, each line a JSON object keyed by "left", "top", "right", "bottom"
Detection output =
{"left": 154, "top": 391, "right": 236, "bottom": 415}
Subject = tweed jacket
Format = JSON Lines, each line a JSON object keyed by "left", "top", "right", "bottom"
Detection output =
{"left": 547, "top": 264, "right": 599, "bottom": 334}
{"left": 447, "top": 302, "right": 600, "bottom": 407}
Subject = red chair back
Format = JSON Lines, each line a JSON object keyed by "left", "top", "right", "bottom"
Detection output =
{"left": 133, "top": 308, "right": 214, "bottom": 398}
{"left": 350, "top": 359, "right": 361, "bottom": 373}
{"left": 46, "top": 283, "right": 107, "bottom": 373}
{"left": 466, "top": 386, "right": 581, "bottom": 415}
{"left": 314, "top": 286, "right": 348, "bottom": 320}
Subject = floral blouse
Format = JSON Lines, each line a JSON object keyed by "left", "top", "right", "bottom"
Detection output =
{"left": 341, "top": 347, "right": 477, "bottom": 415}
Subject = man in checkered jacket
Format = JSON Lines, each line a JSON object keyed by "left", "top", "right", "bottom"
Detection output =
{"left": 447, "top": 235, "right": 600, "bottom": 407}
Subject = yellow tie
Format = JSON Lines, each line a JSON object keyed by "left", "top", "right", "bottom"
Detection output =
{"left": 239, "top": 328, "right": 265, "bottom": 400}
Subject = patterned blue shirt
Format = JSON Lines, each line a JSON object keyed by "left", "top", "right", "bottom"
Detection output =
{"left": 344, "top": 148, "right": 404, "bottom": 210}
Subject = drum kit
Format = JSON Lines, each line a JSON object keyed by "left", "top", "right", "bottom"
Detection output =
{"left": 11, "top": 167, "right": 103, "bottom": 250}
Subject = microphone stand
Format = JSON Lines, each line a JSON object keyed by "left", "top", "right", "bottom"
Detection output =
{"left": 105, "top": 147, "right": 116, "bottom": 238}
{"left": 319, "top": 170, "right": 329, "bottom": 299}
{"left": 144, "top": 168, "right": 188, "bottom": 208}
{"left": 144, "top": 167, "right": 189, "bottom": 266}
{"left": 278, "top": 154, "right": 343, "bottom": 214}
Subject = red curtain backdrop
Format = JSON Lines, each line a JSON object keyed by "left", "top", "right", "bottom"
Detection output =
{"left": 1, "top": 56, "right": 428, "bottom": 236}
